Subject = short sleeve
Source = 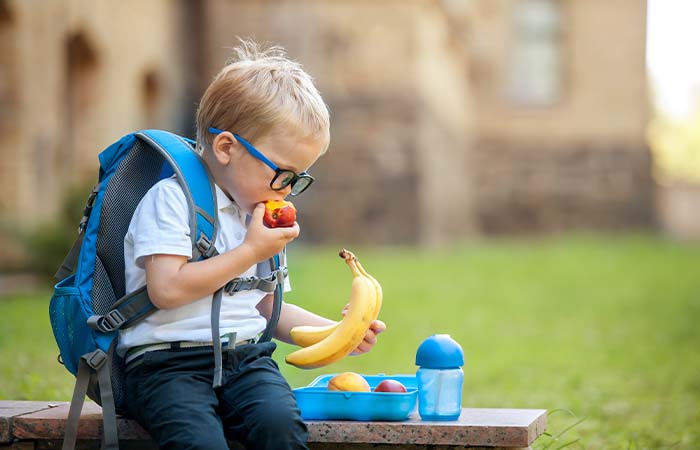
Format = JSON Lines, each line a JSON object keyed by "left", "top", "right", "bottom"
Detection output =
{"left": 283, "top": 273, "right": 292, "bottom": 293}
{"left": 126, "top": 178, "right": 193, "bottom": 269}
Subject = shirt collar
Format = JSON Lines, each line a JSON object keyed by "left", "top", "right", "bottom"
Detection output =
{"left": 215, "top": 184, "right": 236, "bottom": 212}
{"left": 214, "top": 185, "right": 250, "bottom": 223}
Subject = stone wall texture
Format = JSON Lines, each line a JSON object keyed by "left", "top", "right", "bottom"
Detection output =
{"left": 0, "top": 0, "right": 195, "bottom": 224}
{"left": 473, "top": 140, "right": 655, "bottom": 233}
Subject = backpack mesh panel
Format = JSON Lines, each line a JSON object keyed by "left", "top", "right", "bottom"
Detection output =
{"left": 88, "top": 139, "right": 166, "bottom": 413}
{"left": 92, "top": 256, "right": 117, "bottom": 315}
{"left": 92, "top": 139, "right": 166, "bottom": 305}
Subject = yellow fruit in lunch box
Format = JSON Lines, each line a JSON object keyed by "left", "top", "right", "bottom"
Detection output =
{"left": 327, "top": 372, "right": 371, "bottom": 392}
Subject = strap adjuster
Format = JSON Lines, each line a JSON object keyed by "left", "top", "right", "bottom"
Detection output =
{"left": 224, "top": 276, "right": 256, "bottom": 295}
{"left": 104, "top": 309, "right": 126, "bottom": 330}
{"left": 224, "top": 266, "right": 287, "bottom": 295}
{"left": 78, "top": 185, "right": 100, "bottom": 234}
{"left": 196, "top": 234, "right": 218, "bottom": 259}
{"left": 87, "top": 309, "right": 126, "bottom": 332}
{"left": 272, "top": 267, "right": 286, "bottom": 283}
{"left": 84, "top": 349, "right": 108, "bottom": 370}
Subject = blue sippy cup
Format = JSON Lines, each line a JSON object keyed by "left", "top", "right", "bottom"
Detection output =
{"left": 415, "top": 334, "right": 465, "bottom": 421}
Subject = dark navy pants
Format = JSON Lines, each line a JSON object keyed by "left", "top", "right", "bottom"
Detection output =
{"left": 124, "top": 341, "right": 309, "bottom": 450}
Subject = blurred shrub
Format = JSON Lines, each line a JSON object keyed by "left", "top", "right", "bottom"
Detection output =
{"left": 17, "top": 182, "right": 94, "bottom": 279}
{"left": 648, "top": 110, "right": 700, "bottom": 182}
{"left": 23, "top": 223, "right": 76, "bottom": 279}
{"left": 0, "top": 227, "right": 29, "bottom": 272}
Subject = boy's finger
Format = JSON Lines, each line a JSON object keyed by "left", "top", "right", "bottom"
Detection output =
{"left": 370, "top": 319, "right": 386, "bottom": 334}
{"left": 251, "top": 203, "right": 266, "bottom": 221}
{"left": 281, "top": 223, "right": 300, "bottom": 238}
{"left": 351, "top": 342, "right": 370, "bottom": 355}
{"left": 363, "top": 329, "right": 377, "bottom": 345}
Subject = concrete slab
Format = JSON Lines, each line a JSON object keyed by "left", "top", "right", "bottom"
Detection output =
{"left": 9, "top": 401, "right": 546, "bottom": 448}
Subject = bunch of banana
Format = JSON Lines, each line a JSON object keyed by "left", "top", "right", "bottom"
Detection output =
{"left": 285, "top": 249, "right": 382, "bottom": 369}
{"left": 289, "top": 249, "right": 383, "bottom": 347}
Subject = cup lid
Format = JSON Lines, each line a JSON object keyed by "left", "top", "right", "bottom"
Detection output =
{"left": 415, "top": 334, "right": 465, "bottom": 368}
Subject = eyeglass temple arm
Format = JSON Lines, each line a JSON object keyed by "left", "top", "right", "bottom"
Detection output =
{"left": 208, "top": 127, "right": 278, "bottom": 171}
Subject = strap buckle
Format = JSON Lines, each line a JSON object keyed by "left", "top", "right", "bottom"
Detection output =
{"left": 83, "top": 349, "right": 108, "bottom": 370}
{"left": 272, "top": 267, "right": 287, "bottom": 284}
{"left": 269, "top": 266, "right": 288, "bottom": 288}
{"left": 224, "top": 266, "right": 287, "bottom": 295}
{"left": 78, "top": 185, "right": 100, "bottom": 235}
{"left": 224, "top": 276, "right": 256, "bottom": 295}
{"left": 87, "top": 309, "right": 126, "bottom": 332}
{"left": 196, "top": 234, "right": 218, "bottom": 259}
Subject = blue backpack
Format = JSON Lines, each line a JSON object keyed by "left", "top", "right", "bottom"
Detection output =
{"left": 49, "top": 130, "right": 286, "bottom": 450}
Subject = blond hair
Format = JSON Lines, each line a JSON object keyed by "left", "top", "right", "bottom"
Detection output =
{"left": 196, "top": 39, "right": 330, "bottom": 153}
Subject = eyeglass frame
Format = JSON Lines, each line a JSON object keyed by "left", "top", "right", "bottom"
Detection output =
{"left": 208, "top": 127, "right": 315, "bottom": 196}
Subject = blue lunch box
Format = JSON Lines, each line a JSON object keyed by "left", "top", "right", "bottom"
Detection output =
{"left": 293, "top": 373, "right": 418, "bottom": 421}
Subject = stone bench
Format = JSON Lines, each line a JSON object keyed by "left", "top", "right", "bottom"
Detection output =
{"left": 1, "top": 401, "right": 546, "bottom": 449}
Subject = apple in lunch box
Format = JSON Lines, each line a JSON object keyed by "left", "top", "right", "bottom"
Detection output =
{"left": 263, "top": 200, "right": 296, "bottom": 228}
{"left": 373, "top": 379, "right": 407, "bottom": 393}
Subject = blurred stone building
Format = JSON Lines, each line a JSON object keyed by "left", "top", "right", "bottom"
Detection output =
{"left": 461, "top": 0, "right": 653, "bottom": 234}
{"left": 0, "top": 0, "right": 198, "bottom": 225}
{"left": 0, "top": 0, "right": 652, "bottom": 246}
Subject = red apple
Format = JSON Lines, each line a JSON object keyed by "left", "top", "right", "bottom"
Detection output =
{"left": 373, "top": 379, "right": 407, "bottom": 393}
{"left": 263, "top": 200, "right": 296, "bottom": 228}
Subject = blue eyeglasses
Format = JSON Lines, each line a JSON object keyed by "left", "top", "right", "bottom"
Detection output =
{"left": 209, "top": 127, "right": 315, "bottom": 196}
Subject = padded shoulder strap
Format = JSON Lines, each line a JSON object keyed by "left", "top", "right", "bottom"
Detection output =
{"left": 136, "top": 130, "right": 219, "bottom": 260}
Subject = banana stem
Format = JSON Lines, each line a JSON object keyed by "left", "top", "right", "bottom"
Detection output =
{"left": 339, "top": 248, "right": 362, "bottom": 278}
{"left": 339, "top": 248, "right": 355, "bottom": 261}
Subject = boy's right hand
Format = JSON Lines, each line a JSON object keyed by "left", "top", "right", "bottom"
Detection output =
{"left": 243, "top": 203, "right": 300, "bottom": 260}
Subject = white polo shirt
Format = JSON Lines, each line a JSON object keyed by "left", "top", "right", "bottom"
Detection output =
{"left": 117, "top": 176, "right": 289, "bottom": 354}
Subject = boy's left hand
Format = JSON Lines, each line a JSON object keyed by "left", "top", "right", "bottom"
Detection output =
{"left": 341, "top": 303, "right": 386, "bottom": 355}
{"left": 350, "top": 319, "right": 387, "bottom": 355}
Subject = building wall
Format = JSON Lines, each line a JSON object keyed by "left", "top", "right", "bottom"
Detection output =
{"left": 465, "top": 0, "right": 653, "bottom": 233}
{"left": 0, "top": 0, "right": 191, "bottom": 225}
{"left": 657, "top": 182, "right": 700, "bottom": 241}
{"left": 467, "top": 0, "right": 648, "bottom": 142}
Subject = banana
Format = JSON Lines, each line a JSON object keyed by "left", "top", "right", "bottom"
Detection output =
{"left": 285, "top": 250, "right": 377, "bottom": 369}
{"left": 289, "top": 323, "right": 338, "bottom": 347}
{"left": 354, "top": 252, "right": 383, "bottom": 321}
{"left": 289, "top": 249, "right": 383, "bottom": 348}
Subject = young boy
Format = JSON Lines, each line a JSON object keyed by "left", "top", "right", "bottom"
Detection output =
{"left": 118, "top": 40, "right": 386, "bottom": 450}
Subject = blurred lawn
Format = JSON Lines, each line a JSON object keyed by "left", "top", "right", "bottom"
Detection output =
{"left": 1, "top": 233, "right": 699, "bottom": 449}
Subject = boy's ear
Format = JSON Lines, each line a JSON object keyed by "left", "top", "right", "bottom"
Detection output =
{"left": 211, "top": 132, "right": 237, "bottom": 165}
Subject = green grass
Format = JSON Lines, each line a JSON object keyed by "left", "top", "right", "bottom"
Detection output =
{"left": 2, "top": 233, "right": 699, "bottom": 449}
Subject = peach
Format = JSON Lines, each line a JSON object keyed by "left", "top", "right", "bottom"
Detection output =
{"left": 327, "top": 372, "right": 371, "bottom": 392}
{"left": 263, "top": 200, "right": 296, "bottom": 228}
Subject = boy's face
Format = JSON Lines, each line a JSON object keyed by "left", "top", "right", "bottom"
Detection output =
{"left": 211, "top": 127, "right": 326, "bottom": 214}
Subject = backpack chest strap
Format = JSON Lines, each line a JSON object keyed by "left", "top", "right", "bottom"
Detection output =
{"left": 88, "top": 265, "right": 288, "bottom": 334}
{"left": 224, "top": 267, "right": 287, "bottom": 295}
